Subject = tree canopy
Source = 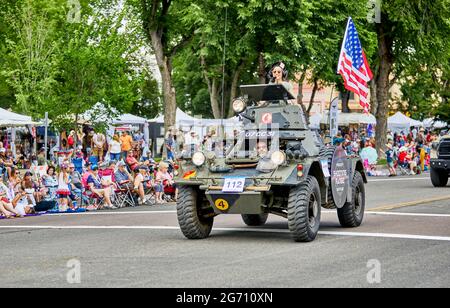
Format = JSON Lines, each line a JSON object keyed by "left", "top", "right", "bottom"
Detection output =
{"left": 0, "top": 0, "right": 157, "bottom": 131}
{"left": 1, "top": 0, "right": 449, "bottom": 145}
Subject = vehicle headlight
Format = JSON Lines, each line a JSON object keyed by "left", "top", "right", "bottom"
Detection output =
{"left": 192, "top": 152, "right": 206, "bottom": 167}
{"left": 232, "top": 98, "right": 247, "bottom": 113}
{"left": 271, "top": 151, "right": 286, "bottom": 166}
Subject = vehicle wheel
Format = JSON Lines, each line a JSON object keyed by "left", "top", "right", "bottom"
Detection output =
{"left": 241, "top": 213, "right": 269, "bottom": 226}
{"left": 319, "top": 145, "right": 337, "bottom": 209}
{"left": 288, "top": 176, "right": 321, "bottom": 242}
{"left": 177, "top": 186, "right": 213, "bottom": 239}
{"left": 431, "top": 168, "right": 448, "bottom": 187}
{"left": 337, "top": 172, "right": 365, "bottom": 228}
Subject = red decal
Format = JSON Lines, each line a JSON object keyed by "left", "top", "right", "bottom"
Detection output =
{"left": 261, "top": 113, "right": 272, "bottom": 124}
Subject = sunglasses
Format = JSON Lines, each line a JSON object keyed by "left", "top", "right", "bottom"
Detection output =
{"left": 273, "top": 70, "right": 282, "bottom": 74}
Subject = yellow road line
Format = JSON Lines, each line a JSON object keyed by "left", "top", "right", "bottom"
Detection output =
{"left": 368, "top": 195, "right": 450, "bottom": 212}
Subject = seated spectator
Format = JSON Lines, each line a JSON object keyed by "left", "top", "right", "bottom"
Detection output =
{"left": 8, "top": 167, "right": 22, "bottom": 198}
{"left": 86, "top": 165, "right": 117, "bottom": 210}
{"left": 0, "top": 178, "right": 20, "bottom": 218}
{"left": 126, "top": 150, "right": 140, "bottom": 172}
{"left": 100, "top": 161, "right": 116, "bottom": 193}
{"left": 140, "top": 150, "right": 156, "bottom": 164}
{"left": 156, "top": 162, "right": 178, "bottom": 201}
{"left": 11, "top": 187, "right": 35, "bottom": 217}
{"left": 0, "top": 200, "right": 18, "bottom": 218}
{"left": 69, "top": 163, "right": 83, "bottom": 205}
{"left": 115, "top": 161, "right": 134, "bottom": 186}
{"left": 22, "top": 171, "right": 41, "bottom": 203}
{"left": 134, "top": 166, "right": 152, "bottom": 205}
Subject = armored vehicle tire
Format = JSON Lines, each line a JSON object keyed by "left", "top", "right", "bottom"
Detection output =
{"left": 288, "top": 176, "right": 321, "bottom": 242}
{"left": 241, "top": 214, "right": 269, "bottom": 226}
{"left": 177, "top": 186, "right": 214, "bottom": 239}
{"left": 337, "top": 172, "right": 365, "bottom": 228}
{"left": 319, "top": 145, "right": 337, "bottom": 209}
{"left": 431, "top": 168, "right": 448, "bottom": 187}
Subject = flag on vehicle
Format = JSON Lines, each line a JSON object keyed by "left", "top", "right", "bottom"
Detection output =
{"left": 337, "top": 17, "right": 373, "bottom": 113}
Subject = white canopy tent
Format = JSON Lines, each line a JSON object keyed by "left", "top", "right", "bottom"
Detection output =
{"left": 0, "top": 107, "right": 42, "bottom": 157}
{"left": 388, "top": 112, "right": 423, "bottom": 133}
{"left": 149, "top": 108, "right": 197, "bottom": 124}
{"left": 423, "top": 118, "right": 448, "bottom": 130}
{"left": 80, "top": 104, "right": 151, "bottom": 143}
{"left": 149, "top": 108, "right": 242, "bottom": 138}
{"left": 112, "top": 114, "right": 148, "bottom": 125}
{"left": 309, "top": 113, "right": 322, "bottom": 129}
{"left": 318, "top": 111, "right": 377, "bottom": 126}
{"left": 111, "top": 114, "right": 150, "bottom": 143}
{"left": 0, "top": 107, "right": 38, "bottom": 126}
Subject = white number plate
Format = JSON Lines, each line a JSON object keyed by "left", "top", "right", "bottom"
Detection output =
{"left": 222, "top": 177, "right": 246, "bottom": 193}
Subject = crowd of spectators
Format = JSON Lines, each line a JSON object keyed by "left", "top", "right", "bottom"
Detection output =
{"left": 329, "top": 127, "right": 439, "bottom": 176}
{"left": 0, "top": 131, "right": 178, "bottom": 219}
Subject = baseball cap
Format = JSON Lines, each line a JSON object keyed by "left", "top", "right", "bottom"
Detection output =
{"left": 91, "top": 165, "right": 98, "bottom": 171}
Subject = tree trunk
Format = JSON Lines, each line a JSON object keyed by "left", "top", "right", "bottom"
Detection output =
{"left": 200, "top": 55, "right": 221, "bottom": 119}
{"left": 369, "top": 79, "right": 378, "bottom": 115}
{"left": 149, "top": 30, "right": 176, "bottom": 131}
{"left": 341, "top": 91, "right": 351, "bottom": 113}
{"left": 228, "top": 61, "right": 245, "bottom": 118}
{"left": 296, "top": 71, "right": 309, "bottom": 122}
{"left": 209, "top": 78, "right": 221, "bottom": 119}
{"left": 258, "top": 52, "right": 266, "bottom": 84}
{"left": 375, "top": 25, "right": 393, "bottom": 153}
{"left": 307, "top": 78, "right": 319, "bottom": 115}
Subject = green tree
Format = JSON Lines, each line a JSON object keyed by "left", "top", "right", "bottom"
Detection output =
{"left": 2, "top": 0, "right": 60, "bottom": 116}
{"left": 372, "top": 0, "right": 450, "bottom": 150}
{"left": 132, "top": 70, "right": 162, "bottom": 119}
{"left": 1, "top": 0, "right": 146, "bottom": 131}
{"left": 53, "top": 4, "right": 144, "bottom": 131}
{"left": 131, "top": 0, "right": 198, "bottom": 130}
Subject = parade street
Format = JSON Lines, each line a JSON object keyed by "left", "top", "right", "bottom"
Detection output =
{"left": 0, "top": 173, "right": 449, "bottom": 288}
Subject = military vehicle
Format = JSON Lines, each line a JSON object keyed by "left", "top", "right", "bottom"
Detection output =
{"left": 430, "top": 136, "right": 450, "bottom": 187}
{"left": 175, "top": 84, "right": 367, "bottom": 242}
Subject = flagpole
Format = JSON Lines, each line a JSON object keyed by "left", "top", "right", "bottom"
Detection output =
{"left": 337, "top": 17, "right": 352, "bottom": 74}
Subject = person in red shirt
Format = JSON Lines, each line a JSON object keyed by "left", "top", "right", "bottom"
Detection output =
{"left": 126, "top": 150, "right": 140, "bottom": 172}
{"left": 68, "top": 130, "right": 76, "bottom": 150}
{"left": 398, "top": 150, "right": 408, "bottom": 165}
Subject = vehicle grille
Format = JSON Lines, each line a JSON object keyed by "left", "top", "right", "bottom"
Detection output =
{"left": 438, "top": 141, "right": 450, "bottom": 159}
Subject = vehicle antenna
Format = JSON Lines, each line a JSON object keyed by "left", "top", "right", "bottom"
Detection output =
{"left": 220, "top": 6, "right": 228, "bottom": 139}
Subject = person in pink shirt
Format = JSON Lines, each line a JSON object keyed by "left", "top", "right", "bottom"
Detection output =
{"left": 155, "top": 162, "right": 178, "bottom": 201}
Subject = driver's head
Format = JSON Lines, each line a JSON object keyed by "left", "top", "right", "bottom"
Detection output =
{"left": 256, "top": 141, "right": 268, "bottom": 158}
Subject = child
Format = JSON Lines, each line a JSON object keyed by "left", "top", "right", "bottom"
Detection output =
{"left": 385, "top": 144, "right": 396, "bottom": 177}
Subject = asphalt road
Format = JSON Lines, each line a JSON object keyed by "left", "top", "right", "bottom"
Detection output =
{"left": 0, "top": 173, "right": 449, "bottom": 288}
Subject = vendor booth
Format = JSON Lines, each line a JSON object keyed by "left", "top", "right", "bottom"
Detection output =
{"left": 388, "top": 112, "right": 423, "bottom": 133}
{"left": 0, "top": 107, "right": 42, "bottom": 158}
{"left": 148, "top": 108, "right": 242, "bottom": 156}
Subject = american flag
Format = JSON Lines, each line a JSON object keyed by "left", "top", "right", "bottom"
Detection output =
{"left": 337, "top": 17, "right": 373, "bottom": 113}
